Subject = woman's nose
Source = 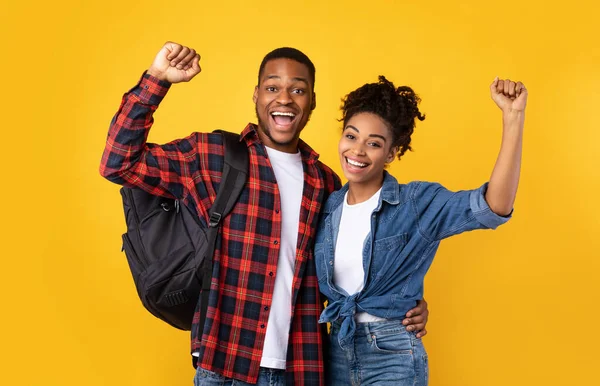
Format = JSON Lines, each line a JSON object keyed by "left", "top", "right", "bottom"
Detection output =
{"left": 351, "top": 144, "right": 366, "bottom": 155}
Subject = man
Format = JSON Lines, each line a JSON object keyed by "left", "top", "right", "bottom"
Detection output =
{"left": 100, "top": 42, "right": 428, "bottom": 385}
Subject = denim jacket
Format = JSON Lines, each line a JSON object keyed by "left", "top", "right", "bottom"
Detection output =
{"left": 315, "top": 171, "right": 511, "bottom": 346}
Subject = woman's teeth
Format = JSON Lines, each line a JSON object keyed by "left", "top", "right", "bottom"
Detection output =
{"left": 347, "top": 158, "right": 367, "bottom": 168}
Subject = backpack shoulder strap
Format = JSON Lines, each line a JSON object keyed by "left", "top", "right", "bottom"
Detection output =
{"left": 207, "top": 130, "right": 249, "bottom": 227}
{"left": 196, "top": 130, "right": 248, "bottom": 335}
{"left": 199, "top": 130, "right": 249, "bottom": 287}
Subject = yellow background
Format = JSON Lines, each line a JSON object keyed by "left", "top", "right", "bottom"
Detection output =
{"left": 1, "top": 0, "right": 598, "bottom": 385}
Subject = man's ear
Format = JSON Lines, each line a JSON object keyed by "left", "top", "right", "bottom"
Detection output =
{"left": 311, "top": 92, "right": 317, "bottom": 111}
{"left": 253, "top": 86, "right": 258, "bottom": 104}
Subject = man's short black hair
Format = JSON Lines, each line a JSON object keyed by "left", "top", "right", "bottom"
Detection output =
{"left": 258, "top": 47, "right": 316, "bottom": 89}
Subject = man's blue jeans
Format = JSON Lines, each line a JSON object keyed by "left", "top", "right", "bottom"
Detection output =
{"left": 328, "top": 319, "right": 428, "bottom": 385}
{"left": 194, "top": 367, "right": 285, "bottom": 386}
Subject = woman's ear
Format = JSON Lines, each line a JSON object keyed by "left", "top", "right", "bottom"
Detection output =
{"left": 387, "top": 146, "right": 398, "bottom": 163}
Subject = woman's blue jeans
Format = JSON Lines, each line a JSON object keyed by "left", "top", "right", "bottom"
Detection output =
{"left": 328, "top": 319, "right": 428, "bottom": 385}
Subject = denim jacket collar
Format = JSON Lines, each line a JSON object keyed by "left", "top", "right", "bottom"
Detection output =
{"left": 323, "top": 171, "right": 402, "bottom": 215}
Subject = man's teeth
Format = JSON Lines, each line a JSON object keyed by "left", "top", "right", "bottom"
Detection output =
{"left": 271, "top": 112, "right": 296, "bottom": 117}
{"left": 347, "top": 158, "right": 367, "bottom": 167}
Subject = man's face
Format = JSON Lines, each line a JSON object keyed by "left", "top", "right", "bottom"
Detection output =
{"left": 253, "top": 58, "right": 315, "bottom": 153}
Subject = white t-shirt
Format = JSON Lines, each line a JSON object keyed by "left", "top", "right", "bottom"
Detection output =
{"left": 260, "top": 146, "right": 303, "bottom": 369}
{"left": 334, "top": 189, "right": 386, "bottom": 323}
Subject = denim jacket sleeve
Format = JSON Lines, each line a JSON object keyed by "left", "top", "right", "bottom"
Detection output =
{"left": 410, "top": 181, "right": 511, "bottom": 241}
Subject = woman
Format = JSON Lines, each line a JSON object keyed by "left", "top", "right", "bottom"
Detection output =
{"left": 315, "top": 76, "right": 526, "bottom": 385}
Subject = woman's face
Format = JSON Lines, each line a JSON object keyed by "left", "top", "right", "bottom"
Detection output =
{"left": 338, "top": 112, "right": 396, "bottom": 187}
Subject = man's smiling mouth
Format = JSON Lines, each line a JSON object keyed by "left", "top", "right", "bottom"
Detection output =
{"left": 271, "top": 111, "right": 296, "bottom": 126}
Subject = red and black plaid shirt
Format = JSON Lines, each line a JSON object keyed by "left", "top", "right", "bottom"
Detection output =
{"left": 100, "top": 73, "right": 341, "bottom": 384}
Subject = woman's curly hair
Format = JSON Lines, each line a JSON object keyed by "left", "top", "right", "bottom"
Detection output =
{"left": 340, "top": 76, "right": 425, "bottom": 160}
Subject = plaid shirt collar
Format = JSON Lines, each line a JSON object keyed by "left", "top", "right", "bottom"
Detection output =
{"left": 241, "top": 123, "right": 321, "bottom": 164}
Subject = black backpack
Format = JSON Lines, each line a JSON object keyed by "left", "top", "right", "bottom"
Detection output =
{"left": 119, "top": 131, "right": 248, "bottom": 331}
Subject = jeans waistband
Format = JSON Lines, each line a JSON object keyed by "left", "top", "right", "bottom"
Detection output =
{"left": 259, "top": 367, "right": 285, "bottom": 374}
{"left": 331, "top": 318, "right": 408, "bottom": 336}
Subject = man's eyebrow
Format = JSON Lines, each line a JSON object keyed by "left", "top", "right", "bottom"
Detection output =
{"left": 292, "top": 77, "right": 309, "bottom": 84}
{"left": 263, "top": 75, "right": 309, "bottom": 84}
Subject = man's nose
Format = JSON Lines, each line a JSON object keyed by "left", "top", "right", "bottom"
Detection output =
{"left": 276, "top": 89, "right": 292, "bottom": 104}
